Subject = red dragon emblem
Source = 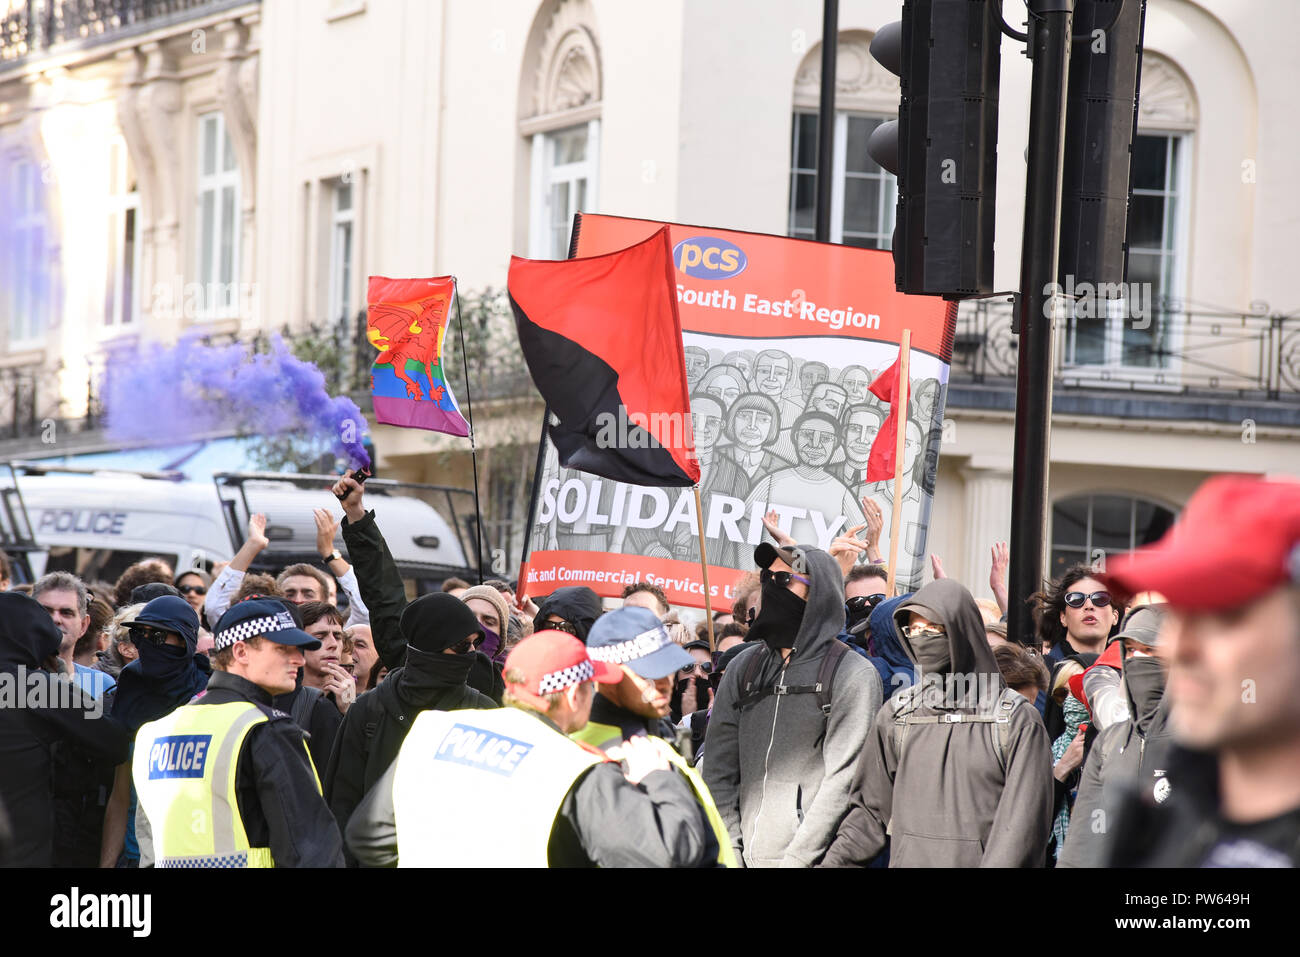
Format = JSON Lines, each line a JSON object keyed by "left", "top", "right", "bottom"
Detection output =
{"left": 367, "top": 294, "right": 450, "bottom": 401}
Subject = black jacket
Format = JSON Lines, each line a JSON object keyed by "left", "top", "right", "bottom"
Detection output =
{"left": 322, "top": 652, "right": 494, "bottom": 864}
{"left": 1105, "top": 743, "right": 1300, "bottom": 867}
{"left": 138, "top": 671, "right": 344, "bottom": 868}
{"left": 345, "top": 708, "right": 715, "bottom": 867}
{"left": 274, "top": 680, "right": 343, "bottom": 773}
{"left": 0, "top": 593, "right": 132, "bottom": 868}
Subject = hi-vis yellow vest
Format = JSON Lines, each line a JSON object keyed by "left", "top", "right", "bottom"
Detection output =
{"left": 132, "top": 701, "right": 318, "bottom": 868}
{"left": 392, "top": 707, "right": 603, "bottom": 867}
{"left": 572, "top": 720, "right": 737, "bottom": 868}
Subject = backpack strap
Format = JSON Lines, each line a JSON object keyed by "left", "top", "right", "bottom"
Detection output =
{"left": 890, "top": 686, "right": 1022, "bottom": 773}
{"left": 290, "top": 685, "right": 323, "bottom": 730}
{"left": 736, "top": 646, "right": 774, "bottom": 710}
{"left": 815, "top": 639, "right": 849, "bottom": 716}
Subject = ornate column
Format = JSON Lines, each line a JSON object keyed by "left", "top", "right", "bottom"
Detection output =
{"left": 960, "top": 465, "right": 1014, "bottom": 603}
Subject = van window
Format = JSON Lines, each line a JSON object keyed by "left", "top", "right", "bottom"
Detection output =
{"left": 44, "top": 547, "right": 180, "bottom": 586}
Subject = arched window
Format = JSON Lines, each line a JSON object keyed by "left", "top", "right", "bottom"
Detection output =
{"left": 519, "top": 0, "right": 601, "bottom": 259}
{"left": 1050, "top": 492, "right": 1177, "bottom": 580}
{"left": 1062, "top": 53, "right": 1196, "bottom": 371}
{"left": 788, "top": 31, "right": 899, "bottom": 248}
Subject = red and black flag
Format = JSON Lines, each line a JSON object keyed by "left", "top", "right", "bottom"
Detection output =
{"left": 508, "top": 227, "right": 700, "bottom": 487}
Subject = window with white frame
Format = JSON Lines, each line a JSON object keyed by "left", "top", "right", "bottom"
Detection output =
{"left": 529, "top": 120, "right": 599, "bottom": 259}
{"left": 788, "top": 111, "right": 896, "bottom": 248}
{"left": 105, "top": 137, "right": 140, "bottom": 328}
{"left": 328, "top": 179, "right": 355, "bottom": 323}
{"left": 196, "top": 112, "right": 240, "bottom": 316}
{"left": 9, "top": 159, "right": 49, "bottom": 344}
{"left": 1064, "top": 132, "right": 1186, "bottom": 369}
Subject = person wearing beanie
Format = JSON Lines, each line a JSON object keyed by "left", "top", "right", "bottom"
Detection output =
{"left": 101, "top": 595, "right": 212, "bottom": 866}
{"left": 461, "top": 585, "right": 511, "bottom": 665}
{"left": 346, "top": 630, "right": 716, "bottom": 867}
{"left": 322, "top": 584, "right": 497, "bottom": 863}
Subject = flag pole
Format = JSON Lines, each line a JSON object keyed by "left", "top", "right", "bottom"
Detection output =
{"left": 693, "top": 485, "right": 716, "bottom": 653}
{"left": 453, "top": 283, "right": 485, "bottom": 585}
{"left": 886, "top": 329, "right": 912, "bottom": 597}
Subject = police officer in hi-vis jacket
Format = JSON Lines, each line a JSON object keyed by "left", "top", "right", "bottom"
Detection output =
{"left": 132, "top": 599, "right": 344, "bottom": 867}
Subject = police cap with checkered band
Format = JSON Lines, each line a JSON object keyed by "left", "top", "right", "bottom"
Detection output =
{"left": 504, "top": 630, "right": 622, "bottom": 711}
{"left": 586, "top": 606, "right": 694, "bottom": 680}
{"left": 213, "top": 598, "right": 322, "bottom": 652}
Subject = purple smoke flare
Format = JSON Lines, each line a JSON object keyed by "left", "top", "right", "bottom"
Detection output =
{"left": 104, "top": 335, "right": 371, "bottom": 470}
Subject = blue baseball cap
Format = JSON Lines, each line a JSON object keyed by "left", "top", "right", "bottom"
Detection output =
{"left": 130, "top": 595, "right": 200, "bottom": 651}
{"left": 586, "top": 606, "right": 693, "bottom": 680}
{"left": 213, "top": 598, "right": 321, "bottom": 652}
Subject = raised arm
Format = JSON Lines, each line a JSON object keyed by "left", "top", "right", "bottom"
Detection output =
{"left": 333, "top": 472, "right": 409, "bottom": 670}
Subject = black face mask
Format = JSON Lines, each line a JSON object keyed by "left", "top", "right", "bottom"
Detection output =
{"left": 135, "top": 639, "right": 190, "bottom": 681}
{"left": 1124, "top": 654, "right": 1166, "bottom": 731}
{"left": 748, "top": 580, "right": 807, "bottom": 653}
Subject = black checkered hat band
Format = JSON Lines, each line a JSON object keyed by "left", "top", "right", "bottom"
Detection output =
{"left": 537, "top": 659, "right": 594, "bottom": 694}
{"left": 587, "top": 627, "right": 670, "bottom": 665}
{"left": 214, "top": 616, "right": 282, "bottom": 652}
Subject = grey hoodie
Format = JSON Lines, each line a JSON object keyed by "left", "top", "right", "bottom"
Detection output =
{"left": 821, "top": 579, "right": 1053, "bottom": 867}
{"left": 702, "top": 545, "right": 881, "bottom": 868}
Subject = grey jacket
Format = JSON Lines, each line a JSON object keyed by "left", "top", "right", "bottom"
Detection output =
{"left": 701, "top": 545, "right": 881, "bottom": 868}
{"left": 1058, "top": 668, "right": 1172, "bottom": 868}
{"left": 821, "top": 579, "right": 1054, "bottom": 867}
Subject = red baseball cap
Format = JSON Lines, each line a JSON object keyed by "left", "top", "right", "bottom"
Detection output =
{"left": 503, "top": 630, "right": 622, "bottom": 710}
{"left": 1103, "top": 474, "right": 1300, "bottom": 612}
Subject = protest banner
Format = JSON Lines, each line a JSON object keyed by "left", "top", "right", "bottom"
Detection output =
{"left": 520, "top": 213, "right": 957, "bottom": 608}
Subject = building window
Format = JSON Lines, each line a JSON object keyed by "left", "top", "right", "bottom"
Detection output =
{"left": 529, "top": 120, "right": 599, "bottom": 259}
{"left": 105, "top": 137, "right": 140, "bottom": 328}
{"left": 328, "top": 180, "right": 354, "bottom": 324}
{"left": 9, "top": 159, "right": 48, "bottom": 344}
{"left": 196, "top": 112, "right": 240, "bottom": 316}
{"left": 1050, "top": 493, "right": 1176, "bottom": 580}
{"left": 788, "top": 111, "right": 896, "bottom": 248}
{"left": 1064, "top": 132, "right": 1186, "bottom": 369}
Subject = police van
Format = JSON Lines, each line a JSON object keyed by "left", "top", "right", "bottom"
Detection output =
{"left": 10, "top": 462, "right": 479, "bottom": 594}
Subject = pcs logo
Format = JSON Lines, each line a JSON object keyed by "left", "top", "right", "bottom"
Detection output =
{"left": 673, "top": 236, "right": 747, "bottom": 280}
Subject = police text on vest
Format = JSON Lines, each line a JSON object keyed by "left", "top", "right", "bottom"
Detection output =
{"left": 435, "top": 723, "right": 534, "bottom": 776}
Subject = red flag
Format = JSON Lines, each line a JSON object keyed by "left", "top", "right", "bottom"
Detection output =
{"left": 508, "top": 227, "right": 700, "bottom": 486}
{"left": 865, "top": 350, "right": 905, "bottom": 483}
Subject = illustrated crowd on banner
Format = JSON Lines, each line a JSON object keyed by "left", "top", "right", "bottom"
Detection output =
{"left": 531, "top": 339, "right": 945, "bottom": 592}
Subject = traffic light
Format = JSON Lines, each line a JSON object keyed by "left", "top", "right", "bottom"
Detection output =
{"left": 1057, "top": 0, "right": 1148, "bottom": 288}
{"left": 869, "top": 0, "right": 1002, "bottom": 298}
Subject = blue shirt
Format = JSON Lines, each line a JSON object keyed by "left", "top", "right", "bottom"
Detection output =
{"left": 72, "top": 662, "right": 115, "bottom": 699}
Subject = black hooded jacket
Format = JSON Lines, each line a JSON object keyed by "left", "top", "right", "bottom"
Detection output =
{"left": 532, "top": 587, "right": 603, "bottom": 643}
{"left": 0, "top": 593, "right": 131, "bottom": 867}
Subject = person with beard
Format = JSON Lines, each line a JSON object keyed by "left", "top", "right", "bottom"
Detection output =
{"left": 99, "top": 595, "right": 211, "bottom": 867}
{"left": 0, "top": 593, "right": 131, "bottom": 867}
{"left": 572, "top": 608, "right": 733, "bottom": 866}
{"left": 821, "top": 579, "right": 1053, "bottom": 867}
{"left": 703, "top": 542, "right": 880, "bottom": 867}
{"left": 132, "top": 599, "right": 344, "bottom": 867}
{"left": 531, "top": 586, "right": 603, "bottom": 644}
{"left": 1057, "top": 604, "right": 1168, "bottom": 868}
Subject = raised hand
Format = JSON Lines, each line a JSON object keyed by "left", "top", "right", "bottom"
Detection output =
{"left": 930, "top": 553, "right": 948, "bottom": 581}
{"left": 829, "top": 523, "right": 869, "bottom": 577}
{"left": 331, "top": 470, "right": 366, "bottom": 523}
{"left": 989, "top": 541, "right": 1010, "bottom": 614}
{"left": 860, "top": 497, "right": 884, "bottom": 549}
{"left": 761, "top": 510, "right": 796, "bottom": 547}
{"left": 314, "top": 507, "right": 341, "bottom": 558}
{"left": 248, "top": 513, "right": 269, "bottom": 550}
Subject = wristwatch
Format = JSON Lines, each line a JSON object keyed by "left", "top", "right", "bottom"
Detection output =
{"left": 326, "top": 549, "right": 344, "bottom": 563}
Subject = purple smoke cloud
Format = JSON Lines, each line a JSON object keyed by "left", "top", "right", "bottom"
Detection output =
{"left": 104, "top": 334, "right": 371, "bottom": 470}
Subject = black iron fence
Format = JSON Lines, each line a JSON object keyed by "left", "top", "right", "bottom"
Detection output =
{"left": 1, "top": 0, "right": 253, "bottom": 67}
{"left": 953, "top": 298, "right": 1300, "bottom": 400}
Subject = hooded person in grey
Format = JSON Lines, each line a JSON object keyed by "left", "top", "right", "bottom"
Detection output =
{"left": 1058, "top": 605, "right": 1171, "bottom": 868}
{"left": 821, "top": 578, "right": 1053, "bottom": 867}
{"left": 702, "top": 541, "right": 881, "bottom": 868}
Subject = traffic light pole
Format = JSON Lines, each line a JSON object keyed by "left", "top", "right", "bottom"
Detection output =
{"left": 1008, "top": 0, "right": 1074, "bottom": 647}
{"left": 814, "top": 0, "right": 838, "bottom": 243}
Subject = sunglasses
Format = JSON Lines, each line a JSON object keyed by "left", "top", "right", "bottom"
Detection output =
{"left": 544, "top": 620, "right": 579, "bottom": 636}
{"left": 448, "top": 635, "right": 486, "bottom": 655}
{"left": 1063, "top": 591, "right": 1112, "bottom": 609}
{"left": 903, "top": 623, "right": 946, "bottom": 640}
{"left": 178, "top": 584, "right": 207, "bottom": 596}
{"left": 760, "top": 568, "right": 810, "bottom": 588}
{"left": 128, "top": 625, "right": 175, "bottom": 646}
{"left": 846, "top": 594, "right": 887, "bottom": 615}
{"left": 680, "top": 660, "right": 714, "bottom": 677}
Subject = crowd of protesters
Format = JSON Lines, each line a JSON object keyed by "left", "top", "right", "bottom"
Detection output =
{"left": 0, "top": 470, "right": 1297, "bottom": 868}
